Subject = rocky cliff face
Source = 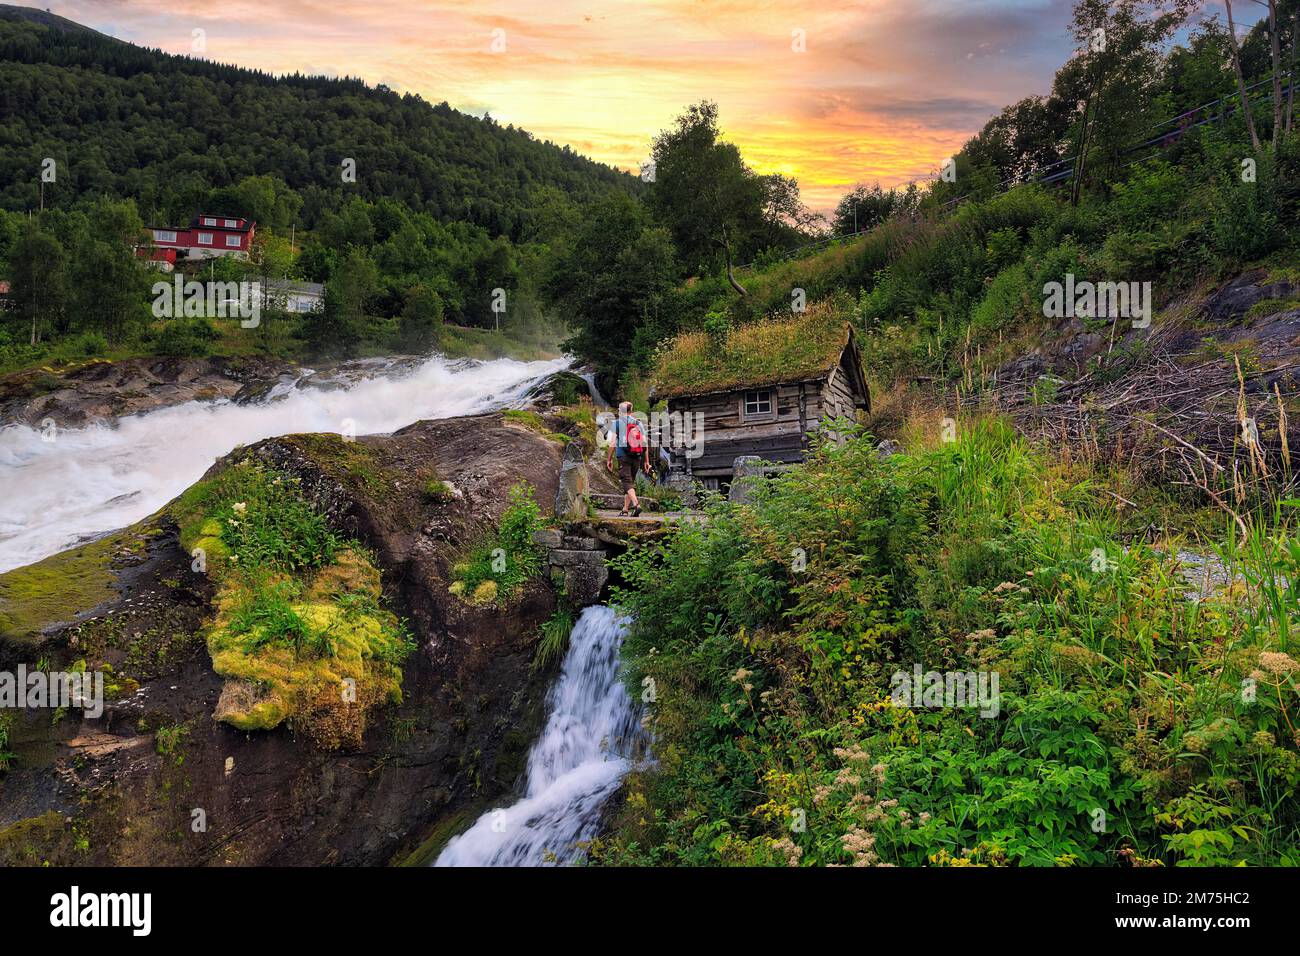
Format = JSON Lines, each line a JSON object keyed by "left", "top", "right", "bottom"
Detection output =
{"left": 0, "top": 411, "right": 572, "bottom": 865}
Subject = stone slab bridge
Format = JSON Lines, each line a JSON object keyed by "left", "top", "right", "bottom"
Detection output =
{"left": 532, "top": 442, "right": 709, "bottom": 606}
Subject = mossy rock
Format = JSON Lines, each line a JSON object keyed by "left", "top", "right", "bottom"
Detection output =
{"left": 0, "top": 811, "right": 82, "bottom": 866}
{"left": 206, "top": 549, "right": 407, "bottom": 743}
{"left": 0, "top": 533, "right": 124, "bottom": 642}
{"left": 279, "top": 433, "right": 395, "bottom": 493}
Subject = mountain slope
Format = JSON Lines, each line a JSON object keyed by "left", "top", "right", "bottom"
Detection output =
{"left": 0, "top": 4, "right": 639, "bottom": 239}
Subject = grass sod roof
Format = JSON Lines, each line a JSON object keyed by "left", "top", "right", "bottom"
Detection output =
{"left": 650, "top": 304, "right": 863, "bottom": 401}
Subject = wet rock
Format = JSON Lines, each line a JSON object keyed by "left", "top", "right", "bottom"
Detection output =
{"left": 0, "top": 355, "right": 295, "bottom": 428}
{"left": 0, "top": 411, "right": 567, "bottom": 866}
{"left": 557, "top": 555, "right": 609, "bottom": 607}
{"left": 555, "top": 441, "right": 589, "bottom": 522}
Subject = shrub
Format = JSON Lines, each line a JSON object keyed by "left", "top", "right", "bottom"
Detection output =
{"left": 1208, "top": 152, "right": 1282, "bottom": 262}
{"left": 154, "top": 317, "right": 220, "bottom": 357}
{"left": 594, "top": 420, "right": 1300, "bottom": 866}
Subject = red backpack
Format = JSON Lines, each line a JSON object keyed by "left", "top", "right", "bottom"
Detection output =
{"left": 625, "top": 418, "right": 646, "bottom": 454}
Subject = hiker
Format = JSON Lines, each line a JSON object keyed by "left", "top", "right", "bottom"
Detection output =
{"left": 606, "top": 401, "right": 650, "bottom": 517}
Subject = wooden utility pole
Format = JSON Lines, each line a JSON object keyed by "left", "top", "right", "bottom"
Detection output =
{"left": 1225, "top": 0, "right": 1263, "bottom": 151}
{"left": 1267, "top": 0, "right": 1284, "bottom": 152}
{"left": 1288, "top": 11, "right": 1298, "bottom": 134}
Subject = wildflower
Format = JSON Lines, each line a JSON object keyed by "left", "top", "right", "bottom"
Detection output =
{"left": 1257, "top": 651, "right": 1298, "bottom": 675}
{"left": 232, "top": 502, "right": 247, "bottom": 515}
{"left": 771, "top": 837, "right": 802, "bottom": 867}
{"left": 840, "top": 826, "right": 879, "bottom": 866}
{"left": 833, "top": 767, "right": 861, "bottom": 789}
{"left": 730, "top": 667, "right": 752, "bottom": 684}
{"left": 833, "top": 744, "right": 870, "bottom": 764}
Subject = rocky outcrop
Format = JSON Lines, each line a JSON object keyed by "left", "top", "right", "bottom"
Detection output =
{"left": 0, "top": 355, "right": 295, "bottom": 428}
{"left": 0, "top": 412, "right": 568, "bottom": 866}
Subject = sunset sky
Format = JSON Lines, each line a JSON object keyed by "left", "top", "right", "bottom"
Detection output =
{"left": 35, "top": 1, "right": 1259, "bottom": 212}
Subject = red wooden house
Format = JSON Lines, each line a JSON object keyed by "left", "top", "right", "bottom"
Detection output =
{"left": 143, "top": 214, "right": 256, "bottom": 261}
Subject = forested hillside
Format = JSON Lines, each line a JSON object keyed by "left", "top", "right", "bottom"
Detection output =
{"left": 0, "top": 4, "right": 635, "bottom": 238}
{"left": 0, "top": 4, "right": 655, "bottom": 370}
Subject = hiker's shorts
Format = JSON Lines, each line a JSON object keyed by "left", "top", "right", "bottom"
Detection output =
{"left": 618, "top": 455, "right": 641, "bottom": 490}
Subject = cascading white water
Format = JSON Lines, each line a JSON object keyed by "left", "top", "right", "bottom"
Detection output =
{"left": 436, "top": 605, "right": 642, "bottom": 867}
{"left": 0, "top": 354, "right": 568, "bottom": 573}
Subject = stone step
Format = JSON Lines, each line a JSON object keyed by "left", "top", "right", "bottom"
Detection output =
{"left": 533, "top": 528, "right": 603, "bottom": 551}
{"left": 548, "top": 548, "right": 607, "bottom": 568}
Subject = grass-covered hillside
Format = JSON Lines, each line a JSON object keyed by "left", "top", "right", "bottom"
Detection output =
{"left": 595, "top": 419, "right": 1300, "bottom": 866}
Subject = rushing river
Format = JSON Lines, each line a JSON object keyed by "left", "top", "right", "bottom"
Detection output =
{"left": 0, "top": 353, "right": 567, "bottom": 573}
{"left": 435, "top": 605, "right": 643, "bottom": 866}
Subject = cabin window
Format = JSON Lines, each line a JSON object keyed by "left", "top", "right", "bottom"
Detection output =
{"left": 153, "top": 230, "right": 177, "bottom": 243}
{"left": 203, "top": 218, "right": 217, "bottom": 226}
{"left": 743, "top": 389, "right": 774, "bottom": 418}
{"left": 224, "top": 219, "right": 237, "bottom": 228}
{"left": 198, "top": 233, "right": 213, "bottom": 245}
{"left": 226, "top": 235, "right": 241, "bottom": 247}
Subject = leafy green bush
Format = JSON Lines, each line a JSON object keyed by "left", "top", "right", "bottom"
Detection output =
{"left": 1208, "top": 151, "right": 1282, "bottom": 262}
{"left": 969, "top": 263, "right": 1034, "bottom": 336}
{"left": 593, "top": 421, "right": 1300, "bottom": 866}
{"left": 154, "top": 317, "right": 219, "bottom": 357}
{"left": 209, "top": 468, "right": 340, "bottom": 576}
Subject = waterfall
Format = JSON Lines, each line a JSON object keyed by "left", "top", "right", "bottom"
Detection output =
{"left": 435, "top": 605, "right": 642, "bottom": 866}
{"left": 0, "top": 353, "right": 568, "bottom": 573}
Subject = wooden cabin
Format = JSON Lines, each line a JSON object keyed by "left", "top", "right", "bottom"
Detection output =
{"left": 650, "top": 311, "right": 870, "bottom": 489}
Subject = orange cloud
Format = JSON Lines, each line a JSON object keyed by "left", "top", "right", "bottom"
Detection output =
{"left": 40, "top": 0, "right": 1082, "bottom": 212}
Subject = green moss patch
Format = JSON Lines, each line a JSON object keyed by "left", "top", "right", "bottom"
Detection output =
{"left": 280, "top": 433, "right": 396, "bottom": 494}
{"left": 173, "top": 458, "right": 412, "bottom": 747}
{"left": 209, "top": 549, "right": 410, "bottom": 744}
{"left": 0, "top": 532, "right": 126, "bottom": 642}
{"left": 652, "top": 300, "right": 857, "bottom": 399}
{"left": 502, "top": 409, "right": 570, "bottom": 445}
{"left": 0, "top": 811, "right": 85, "bottom": 866}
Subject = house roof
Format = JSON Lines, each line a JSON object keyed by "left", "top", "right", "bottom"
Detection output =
{"left": 266, "top": 279, "right": 324, "bottom": 296}
{"left": 190, "top": 215, "right": 254, "bottom": 232}
{"left": 651, "top": 302, "right": 866, "bottom": 401}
